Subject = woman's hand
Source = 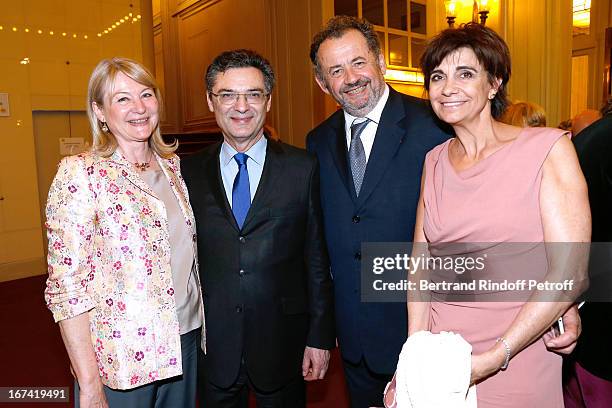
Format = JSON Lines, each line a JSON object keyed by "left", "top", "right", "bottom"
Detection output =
{"left": 78, "top": 378, "right": 109, "bottom": 408}
{"left": 470, "top": 346, "right": 507, "bottom": 384}
{"left": 58, "top": 314, "right": 108, "bottom": 408}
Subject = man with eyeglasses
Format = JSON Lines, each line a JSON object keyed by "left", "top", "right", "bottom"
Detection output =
{"left": 181, "top": 49, "right": 334, "bottom": 407}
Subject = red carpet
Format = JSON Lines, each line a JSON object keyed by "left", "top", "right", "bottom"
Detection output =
{"left": 0, "top": 275, "right": 349, "bottom": 407}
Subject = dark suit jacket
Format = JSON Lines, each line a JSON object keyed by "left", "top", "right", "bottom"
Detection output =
{"left": 181, "top": 138, "right": 335, "bottom": 391}
{"left": 573, "top": 114, "right": 612, "bottom": 381}
{"left": 306, "top": 87, "right": 452, "bottom": 374}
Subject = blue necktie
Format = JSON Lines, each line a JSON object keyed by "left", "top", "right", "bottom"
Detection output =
{"left": 232, "top": 153, "right": 251, "bottom": 229}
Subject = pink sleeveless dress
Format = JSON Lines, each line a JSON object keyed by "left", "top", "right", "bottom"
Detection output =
{"left": 422, "top": 127, "right": 568, "bottom": 407}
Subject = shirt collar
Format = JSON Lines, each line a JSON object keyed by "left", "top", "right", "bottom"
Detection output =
{"left": 344, "top": 84, "right": 390, "bottom": 129}
{"left": 220, "top": 134, "right": 268, "bottom": 167}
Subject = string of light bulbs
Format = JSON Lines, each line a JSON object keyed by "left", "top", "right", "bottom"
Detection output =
{"left": 0, "top": 10, "right": 142, "bottom": 41}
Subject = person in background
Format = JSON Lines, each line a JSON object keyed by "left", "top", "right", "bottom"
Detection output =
{"left": 405, "top": 23, "right": 590, "bottom": 407}
{"left": 558, "top": 118, "right": 573, "bottom": 131}
{"left": 599, "top": 97, "right": 612, "bottom": 116}
{"left": 500, "top": 100, "right": 546, "bottom": 127}
{"left": 572, "top": 109, "right": 601, "bottom": 137}
{"left": 181, "top": 49, "right": 335, "bottom": 408}
{"left": 45, "top": 58, "right": 204, "bottom": 408}
{"left": 566, "top": 104, "right": 612, "bottom": 408}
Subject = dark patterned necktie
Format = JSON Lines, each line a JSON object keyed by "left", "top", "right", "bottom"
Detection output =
{"left": 349, "top": 118, "right": 371, "bottom": 195}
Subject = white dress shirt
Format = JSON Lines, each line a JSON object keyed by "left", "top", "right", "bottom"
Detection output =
{"left": 343, "top": 84, "right": 390, "bottom": 163}
{"left": 219, "top": 135, "right": 267, "bottom": 207}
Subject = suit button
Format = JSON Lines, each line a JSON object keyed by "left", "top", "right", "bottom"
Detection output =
{"left": 238, "top": 236, "right": 246, "bottom": 243}
{"left": 352, "top": 215, "right": 360, "bottom": 223}
{"left": 354, "top": 251, "right": 361, "bottom": 260}
{"left": 236, "top": 306, "right": 243, "bottom": 313}
{"left": 239, "top": 269, "right": 245, "bottom": 276}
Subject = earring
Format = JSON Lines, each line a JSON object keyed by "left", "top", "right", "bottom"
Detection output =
{"left": 101, "top": 122, "right": 109, "bottom": 132}
{"left": 489, "top": 93, "right": 496, "bottom": 100}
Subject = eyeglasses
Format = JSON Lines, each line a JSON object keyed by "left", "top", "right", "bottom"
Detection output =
{"left": 210, "top": 91, "right": 269, "bottom": 105}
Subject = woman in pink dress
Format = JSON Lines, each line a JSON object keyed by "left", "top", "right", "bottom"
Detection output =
{"left": 406, "top": 23, "right": 591, "bottom": 407}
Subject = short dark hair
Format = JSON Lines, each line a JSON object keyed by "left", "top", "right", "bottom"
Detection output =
{"left": 205, "top": 49, "right": 275, "bottom": 94}
{"left": 310, "top": 15, "right": 381, "bottom": 79}
{"left": 420, "top": 23, "right": 511, "bottom": 119}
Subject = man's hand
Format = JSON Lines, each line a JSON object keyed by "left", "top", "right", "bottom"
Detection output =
{"left": 544, "top": 304, "right": 582, "bottom": 354}
{"left": 302, "top": 346, "right": 330, "bottom": 381}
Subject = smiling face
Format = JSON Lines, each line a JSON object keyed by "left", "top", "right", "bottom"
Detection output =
{"left": 207, "top": 67, "right": 271, "bottom": 151}
{"left": 92, "top": 71, "right": 159, "bottom": 147}
{"left": 315, "top": 29, "right": 386, "bottom": 117}
{"left": 428, "top": 47, "right": 500, "bottom": 127}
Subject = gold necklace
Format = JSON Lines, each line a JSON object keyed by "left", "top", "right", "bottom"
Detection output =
{"left": 132, "top": 152, "right": 153, "bottom": 171}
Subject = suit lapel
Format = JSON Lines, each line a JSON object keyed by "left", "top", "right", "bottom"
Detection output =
{"left": 356, "top": 88, "right": 406, "bottom": 208}
{"left": 204, "top": 142, "right": 239, "bottom": 231}
{"left": 326, "top": 112, "right": 357, "bottom": 200}
{"left": 241, "top": 138, "right": 283, "bottom": 232}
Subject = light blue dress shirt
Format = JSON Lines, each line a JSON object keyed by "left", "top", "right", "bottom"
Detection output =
{"left": 219, "top": 136, "right": 267, "bottom": 208}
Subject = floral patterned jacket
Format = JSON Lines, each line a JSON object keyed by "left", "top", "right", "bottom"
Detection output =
{"left": 44, "top": 150, "right": 204, "bottom": 390}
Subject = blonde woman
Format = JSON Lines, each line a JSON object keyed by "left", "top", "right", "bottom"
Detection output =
{"left": 45, "top": 58, "right": 203, "bottom": 408}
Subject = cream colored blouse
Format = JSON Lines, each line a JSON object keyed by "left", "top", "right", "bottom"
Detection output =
{"left": 141, "top": 169, "right": 202, "bottom": 334}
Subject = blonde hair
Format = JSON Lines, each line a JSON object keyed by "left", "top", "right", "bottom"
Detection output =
{"left": 500, "top": 101, "right": 546, "bottom": 128}
{"left": 86, "top": 57, "right": 176, "bottom": 157}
